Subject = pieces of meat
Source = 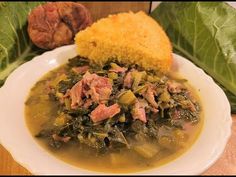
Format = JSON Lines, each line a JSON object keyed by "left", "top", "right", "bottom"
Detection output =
{"left": 72, "top": 66, "right": 89, "bottom": 74}
{"left": 149, "top": 107, "right": 159, "bottom": 113}
{"left": 52, "top": 134, "right": 71, "bottom": 143}
{"left": 90, "top": 104, "right": 121, "bottom": 123}
{"left": 142, "top": 84, "right": 158, "bottom": 109}
{"left": 83, "top": 99, "right": 93, "bottom": 109}
{"left": 57, "top": 2, "right": 92, "bottom": 33}
{"left": 109, "top": 66, "right": 127, "bottom": 73}
{"left": 28, "top": 2, "right": 92, "bottom": 49}
{"left": 86, "top": 86, "right": 100, "bottom": 103}
{"left": 83, "top": 72, "right": 112, "bottom": 103}
{"left": 69, "top": 72, "right": 112, "bottom": 109}
{"left": 131, "top": 101, "right": 147, "bottom": 123}
{"left": 123, "top": 71, "right": 133, "bottom": 88}
{"left": 167, "top": 80, "right": 184, "bottom": 93}
{"left": 70, "top": 81, "right": 83, "bottom": 109}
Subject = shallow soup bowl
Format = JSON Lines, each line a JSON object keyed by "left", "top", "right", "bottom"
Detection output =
{"left": 0, "top": 45, "right": 232, "bottom": 175}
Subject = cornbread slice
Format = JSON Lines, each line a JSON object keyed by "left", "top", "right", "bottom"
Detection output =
{"left": 75, "top": 11, "right": 172, "bottom": 73}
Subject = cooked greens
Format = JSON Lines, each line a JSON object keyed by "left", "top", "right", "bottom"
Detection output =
{"left": 26, "top": 56, "right": 201, "bottom": 157}
{"left": 151, "top": 2, "right": 236, "bottom": 112}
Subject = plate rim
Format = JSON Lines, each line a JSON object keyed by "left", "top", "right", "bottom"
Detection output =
{"left": 0, "top": 44, "right": 232, "bottom": 175}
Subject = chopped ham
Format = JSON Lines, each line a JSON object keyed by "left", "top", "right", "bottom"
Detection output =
{"left": 72, "top": 66, "right": 89, "bottom": 74}
{"left": 109, "top": 66, "right": 127, "bottom": 73}
{"left": 90, "top": 103, "right": 121, "bottom": 123}
{"left": 149, "top": 107, "right": 159, "bottom": 113}
{"left": 69, "top": 72, "right": 112, "bottom": 109}
{"left": 63, "top": 89, "right": 70, "bottom": 98}
{"left": 123, "top": 71, "right": 133, "bottom": 88}
{"left": 83, "top": 99, "right": 93, "bottom": 109}
{"left": 131, "top": 101, "right": 147, "bottom": 123}
{"left": 98, "top": 88, "right": 113, "bottom": 103}
{"left": 89, "top": 74, "right": 112, "bottom": 103}
{"left": 86, "top": 86, "right": 100, "bottom": 103}
{"left": 142, "top": 84, "right": 158, "bottom": 108}
{"left": 138, "top": 99, "right": 149, "bottom": 108}
{"left": 167, "top": 80, "right": 184, "bottom": 93}
{"left": 70, "top": 81, "right": 83, "bottom": 109}
{"left": 52, "top": 134, "right": 71, "bottom": 143}
{"left": 138, "top": 98, "right": 158, "bottom": 114}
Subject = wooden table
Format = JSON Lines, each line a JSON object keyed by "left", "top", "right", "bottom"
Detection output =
{"left": 0, "top": 2, "right": 235, "bottom": 175}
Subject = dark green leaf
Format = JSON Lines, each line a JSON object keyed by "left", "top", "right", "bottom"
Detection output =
{"left": 0, "top": 2, "right": 45, "bottom": 86}
{"left": 68, "top": 56, "right": 89, "bottom": 67}
{"left": 151, "top": 2, "right": 236, "bottom": 113}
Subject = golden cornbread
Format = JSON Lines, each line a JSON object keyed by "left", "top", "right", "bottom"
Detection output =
{"left": 75, "top": 11, "right": 172, "bottom": 73}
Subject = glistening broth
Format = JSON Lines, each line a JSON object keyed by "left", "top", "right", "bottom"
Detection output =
{"left": 25, "top": 57, "right": 203, "bottom": 173}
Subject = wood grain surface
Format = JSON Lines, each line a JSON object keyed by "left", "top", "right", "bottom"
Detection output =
{"left": 80, "top": 1, "right": 150, "bottom": 21}
{"left": 0, "top": 1, "right": 235, "bottom": 175}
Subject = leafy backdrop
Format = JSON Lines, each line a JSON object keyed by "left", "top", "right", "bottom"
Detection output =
{"left": 151, "top": 2, "right": 236, "bottom": 112}
{"left": 0, "top": 2, "right": 44, "bottom": 86}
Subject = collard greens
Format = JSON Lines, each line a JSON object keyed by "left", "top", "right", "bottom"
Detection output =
{"left": 151, "top": 2, "right": 236, "bottom": 112}
{"left": 0, "top": 2, "right": 44, "bottom": 86}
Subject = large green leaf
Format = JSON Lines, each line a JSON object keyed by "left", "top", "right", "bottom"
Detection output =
{"left": 151, "top": 2, "right": 236, "bottom": 113}
{"left": 0, "top": 2, "right": 45, "bottom": 86}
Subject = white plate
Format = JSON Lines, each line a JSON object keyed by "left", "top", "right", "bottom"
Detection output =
{"left": 0, "top": 45, "right": 232, "bottom": 175}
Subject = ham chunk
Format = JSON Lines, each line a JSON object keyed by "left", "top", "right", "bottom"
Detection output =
{"left": 83, "top": 72, "right": 112, "bottom": 103}
{"left": 90, "top": 103, "right": 121, "bottom": 122}
{"left": 167, "top": 80, "right": 184, "bottom": 93}
{"left": 70, "top": 81, "right": 84, "bottom": 109}
{"left": 109, "top": 64, "right": 127, "bottom": 73}
{"left": 123, "top": 71, "right": 133, "bottom": 88}
{"left": 131, "top": 101, "right": 147, "bottom": 123}
{"left": 72, "top": 66, "right": 89, "bottom": 74}
{"left": 142, "top": 84, "right": 158, "bottom": 108}
{"left": 69, "top": 72, "right": 112, "bottom": 109}
{"left": 83, "top": 99, "right": 93, "bottom": 109}
{"left": 139, "top": 98, "right": 158, "bottom": 114}
{"left": 52, "top": 134, "right": 71, "bottom": 143}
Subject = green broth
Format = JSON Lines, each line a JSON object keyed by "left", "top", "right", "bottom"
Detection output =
{"left": 25, "top": 60, "right": 203, "bottom": 174}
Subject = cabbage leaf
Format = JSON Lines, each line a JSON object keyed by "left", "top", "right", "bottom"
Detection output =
{"left": 0, "top": 2, "right": 45, "bottom": 86}
{"left": 151, "top": 2, "right": 236, "bottom": 112}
